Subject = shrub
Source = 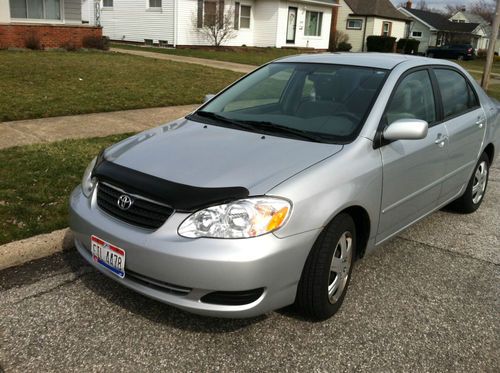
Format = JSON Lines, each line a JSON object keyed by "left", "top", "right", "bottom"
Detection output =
{"left": 366, "top": 36, "right": 396, "bottom": 53}
{"left": 61, "top": 41, "right": 78, "bottom": 52}
{"left": 82, "top": 36, "right": 110, "bottom": 50}
{"left": 330, "top": 30, "right": 349, "bottom": 52}
{"left": 477, "top": 49, "right": 487, "bottom": 58}
{"left": 25, "top": 32, "right": 42, "bottom": 50}
{"left": 337, "top": 42, "right": 352, "bottom": 52}
{"left": 397, "top": 38, "right": 420, "bottom": 54}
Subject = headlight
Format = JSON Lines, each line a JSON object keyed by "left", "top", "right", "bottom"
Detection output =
{"left": 178, "top": 197, "right": 291, "bottom": 239}
{"left": 81, "top": 156, "right": 97, "bottom": 198}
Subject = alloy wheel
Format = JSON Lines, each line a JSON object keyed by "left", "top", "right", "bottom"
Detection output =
{"left": 472, "top": 161, "right": 488, "bottom": 204}
{"left": 328, "top": 231, "right": 353, "bottom": 304}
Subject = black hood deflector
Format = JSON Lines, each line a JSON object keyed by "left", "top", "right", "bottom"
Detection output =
{"left": 92, "top": 160, "right": 249, "bottom": 212}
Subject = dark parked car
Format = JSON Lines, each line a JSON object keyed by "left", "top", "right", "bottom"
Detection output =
{"left": 426, "top": 44, "right": 475, "bottom": 60}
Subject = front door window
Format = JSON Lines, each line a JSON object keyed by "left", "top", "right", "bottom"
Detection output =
{"left": 286, "top": 7, "right": 297, "bottom": 44}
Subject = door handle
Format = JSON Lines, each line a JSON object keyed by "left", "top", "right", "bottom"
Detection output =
{"left": 435, "top": 134, "right": 448, "bottom": 148}
{"left": 475, "top": 118, "right": 485, "bottom": 128}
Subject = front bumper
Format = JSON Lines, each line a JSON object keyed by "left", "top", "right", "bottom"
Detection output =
{"left": 69, "top": 186, "right": 319, "bottom": 318}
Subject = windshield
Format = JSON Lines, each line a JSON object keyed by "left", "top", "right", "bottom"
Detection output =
{"left": 194, "top": 62, "right": 388, "bottom": 143}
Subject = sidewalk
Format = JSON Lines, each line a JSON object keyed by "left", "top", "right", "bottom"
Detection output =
{"left": 110, "top": 47, "right": 255, "bottom": 74}
{"left": 0, "top": 104, "right": 198, "bottom": 150}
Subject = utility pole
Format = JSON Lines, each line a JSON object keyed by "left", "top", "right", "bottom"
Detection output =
{"left": 481, "top": 0, "right": 500, "bottom": 91}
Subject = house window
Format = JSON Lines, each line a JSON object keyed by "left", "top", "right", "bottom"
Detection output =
{"left": 10, "top": 0, "right": 61, "bottom": 20}
{"left": 103, "top": 0, "right": 113, "bottom": 8}
{"left": 411, "top": 31, "right": 422, "bottom": 38}
{"left": 305, "top": 11, "right": 323, "bottom": 36}
{"left": 382, "top": 21, "right": 392, "bottom": 36}
{"left": 240, "top": 5, "right": 251, "bottom": 28}
{"left": 149, "top": 0, "right": 161, "bottom": 8}
{"left": 203, "top": 0, "right": 217, "bottom": 26}
{"left": 346, "top": 19, "right": 362, "bottom": 30}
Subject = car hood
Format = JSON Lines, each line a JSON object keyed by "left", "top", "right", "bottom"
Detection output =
{"left": 105, "top": 118, "right": 343, "bottom": 194}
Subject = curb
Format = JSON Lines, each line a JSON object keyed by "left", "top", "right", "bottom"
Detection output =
{"left": 0, "top": 228, "right": 74, "bottom": 271}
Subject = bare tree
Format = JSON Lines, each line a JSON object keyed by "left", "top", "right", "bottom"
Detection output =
{"left": 443, "top": 4, "right": 466, "bottom": 17}
{"left": 469, "top": 0, "right": 496, "bottom": 23}
{"left": 194, "top": 5, "right": 237, "bottom": 47}
{"left": 416, "top": 0, "right": 429, "bottom": 10}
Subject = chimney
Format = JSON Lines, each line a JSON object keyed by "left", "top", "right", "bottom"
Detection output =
{"left": 406, "top": 1, "right": 412, "bottom": 9}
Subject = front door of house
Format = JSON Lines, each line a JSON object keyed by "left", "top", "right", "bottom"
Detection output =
{"left": 287, "top": 7, "right": 297, "bottom": 44}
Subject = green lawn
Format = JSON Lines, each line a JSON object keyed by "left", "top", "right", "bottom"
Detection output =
{"left": 111, "top": 43, "right": 310, "bottom": 66}
{"left": 0, "top": 134, "right": 131, "bottom": 245}
{"left": 0, "top": 50, "right": 243, "bottom": 122}
{"left": 455, "top": 59, "right": 500, "bottom": 75}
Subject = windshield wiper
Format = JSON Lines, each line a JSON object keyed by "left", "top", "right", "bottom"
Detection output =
{"left": 195, "top": 112, "right": 325, "bottom": 143}
{"left": 238, "top": 120, "right": 325, "bottom": 143}
{"left": 195, "top": 111, "right": 256, "bottom": 131}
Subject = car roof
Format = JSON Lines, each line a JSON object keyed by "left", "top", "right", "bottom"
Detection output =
{"left": 274, "top": 52, "right": 453, "bottom": 70}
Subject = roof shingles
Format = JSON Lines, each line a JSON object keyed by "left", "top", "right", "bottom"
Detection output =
{"left": 406, "top": 8, "right": 479, "bottom": 33}
{"left": 344, "top": 0, "right": 410, "bottom": 21}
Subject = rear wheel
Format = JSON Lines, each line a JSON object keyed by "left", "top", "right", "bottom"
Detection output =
{"left": 457, "top": 54, "right": 465, "bottom": 61}
{"left": 449, "top": 153, "right": 490, "bottom": 213}
{"left": 296, "top": 213, "right": 356, "bottom": 320}
{"left": 427, "top": 52, "right": 434, "bottom": 58}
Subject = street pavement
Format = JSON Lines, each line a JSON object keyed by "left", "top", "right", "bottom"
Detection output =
{"left": 1, "top": 164, "right": 498, "bottom": 372}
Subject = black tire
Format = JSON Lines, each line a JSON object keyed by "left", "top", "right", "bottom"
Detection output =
{"left": 295, "top": 213, "right": 356, "bottom": 320}
{"left": 449, "top": 152, "right": 490, "bottom": 213}
{"left": 427, "top": 52, "right": 434, "bottom": 58}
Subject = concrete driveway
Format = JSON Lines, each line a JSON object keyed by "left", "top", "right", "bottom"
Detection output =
{"left": 1, "top": 164, "right": 498, "bottom": 372}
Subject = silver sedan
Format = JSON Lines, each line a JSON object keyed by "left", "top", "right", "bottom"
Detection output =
{"left": 70, "top": 53, "right": 499, "bottom": 320}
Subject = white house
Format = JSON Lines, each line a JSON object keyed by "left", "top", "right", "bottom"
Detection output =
{"left": 334, "top": 0, "right": 409, "bottom": 52}
{"left": 85, "top": 0, "right": 337, "bottom": 49}
{"left": 449, "top": 10, "right": 496, "bottom": 53}
{"left": 398, "top": 2, "right": 489, "bottom": 54}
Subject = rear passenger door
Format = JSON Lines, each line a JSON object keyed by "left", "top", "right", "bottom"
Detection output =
{"left": 432, "top": 68, "right": 486, "bottom": 203}
{"left": 376, "top": 68, "right": 447, "bottom": 243}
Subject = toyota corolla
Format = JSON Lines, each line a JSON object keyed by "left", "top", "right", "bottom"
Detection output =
{"left": 70, "top": 53, "right": 499, "bottom": 320}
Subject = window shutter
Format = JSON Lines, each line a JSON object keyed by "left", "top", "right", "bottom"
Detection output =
{"left": 218, "top": 0, "right": 225, "bottom": 26}
{"left": 197, "top": 0, "right": 203, "bottom": 28}
{"left": 234, "top": 2, "right": 240, "bottom": 30}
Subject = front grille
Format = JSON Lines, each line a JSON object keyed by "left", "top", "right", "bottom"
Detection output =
{"left": 96, "top": 182, "right": 174, "bottom": 229}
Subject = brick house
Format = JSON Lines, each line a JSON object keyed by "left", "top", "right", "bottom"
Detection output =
{"left": 0, "top": 0, "right": 101, "bottom": 49}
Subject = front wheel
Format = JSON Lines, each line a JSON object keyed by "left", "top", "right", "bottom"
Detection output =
{"left": 295, "top": 213, "right": 356, "bottom": 320}
{"left": 449, "top": 153, "right": 490, "bottom": 213}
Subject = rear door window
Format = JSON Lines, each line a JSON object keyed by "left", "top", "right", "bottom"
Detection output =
{"left": 434, "top": 69, "right": 479, "bottom": 119}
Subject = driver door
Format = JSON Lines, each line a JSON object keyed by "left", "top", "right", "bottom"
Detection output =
{"left": 376, "top": 69, "right": 448, "bottom": 243}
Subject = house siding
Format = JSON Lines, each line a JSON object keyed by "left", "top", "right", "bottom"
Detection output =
{"left": 253, "top": 0, "right": 279, "bottom": 47}
{"left": 336, "top": 0, "right": 364, "bottom": 52}
{"left": 64, "top": 0, "right": 82, "bottom": 23}
{"left": 99, "top": 0, "right": 175, "bottom": 45}
{"left": 407, "top": 18, "right": 434, "bottom": 53}
{"left": 176, "top": 0, "right": 257, "bottom": 47}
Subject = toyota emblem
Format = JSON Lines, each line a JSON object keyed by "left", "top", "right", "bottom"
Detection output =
{"left": 117, "top": 194, "right": 134, "bottom": 210}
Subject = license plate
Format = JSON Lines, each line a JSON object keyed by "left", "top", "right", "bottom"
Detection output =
{"left": 91, "top": 235, "right": 126, "bottom": 278}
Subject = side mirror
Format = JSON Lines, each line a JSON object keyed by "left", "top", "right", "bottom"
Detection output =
{"left": 203, "top": 94, "right": 216, "bottom": 103}
{"left": 383, "top": 119, "right": 428, "bottom": 141}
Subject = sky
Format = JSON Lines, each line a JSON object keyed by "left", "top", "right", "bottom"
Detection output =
{"left": 390, "top": 0, "right": 478, "bottom": 10}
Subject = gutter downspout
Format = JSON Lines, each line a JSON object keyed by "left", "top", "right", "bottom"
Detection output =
{"left": 361, "top": 15, "right": 367, "bottom": 51}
